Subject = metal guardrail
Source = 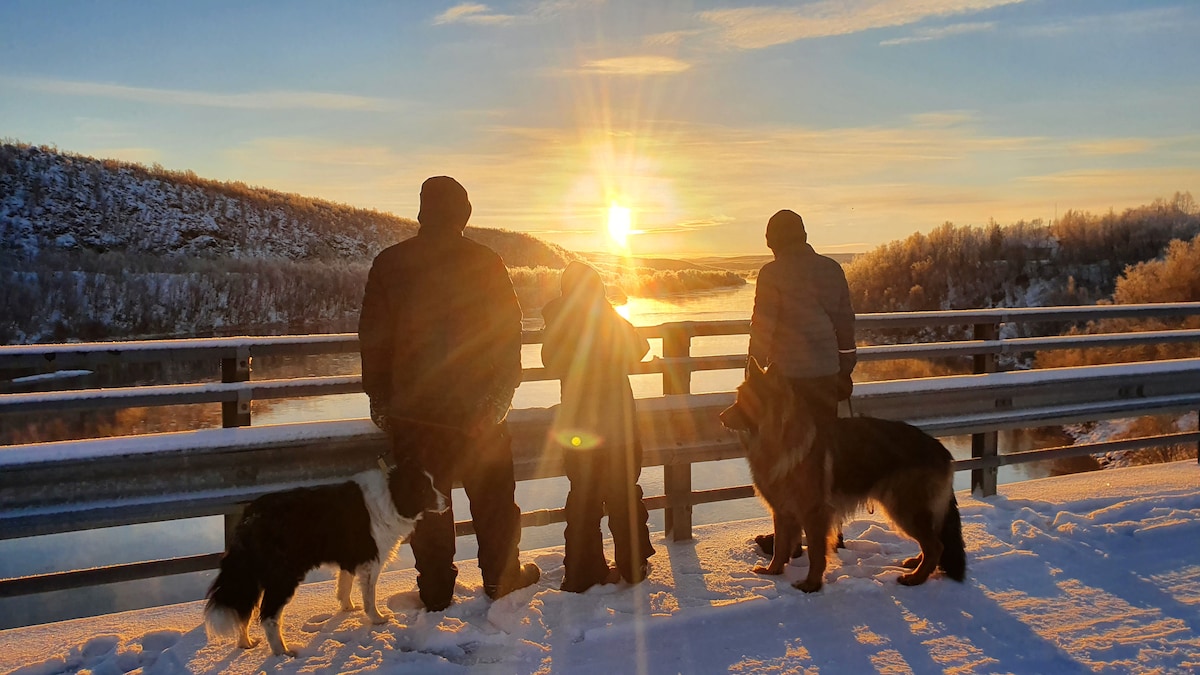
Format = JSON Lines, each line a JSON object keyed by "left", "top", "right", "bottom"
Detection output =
{"left": 1, "top": 303, "right": 1199, "bottom": 602}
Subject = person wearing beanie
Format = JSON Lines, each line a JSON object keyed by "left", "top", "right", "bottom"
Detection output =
{"left": 541, "top": 262, "right": 655, "bottom": 592}
{"left": 748, "top": 209, "right": 857, "bottom": 558}
{"left": 359, "top": 176, "right": 540, "bottom": 611}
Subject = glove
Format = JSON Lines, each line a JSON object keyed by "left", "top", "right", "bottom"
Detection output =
{"left": 836, "top": 350, "right": 857, "bottom": 401}
{"left": 836, "top": 372, "right": 854, "bottom": 401}
{"left": 369, "top": 398, "right": 392, "bottom": 434}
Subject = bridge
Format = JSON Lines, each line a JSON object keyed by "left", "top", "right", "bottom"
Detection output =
{"left": 1, "top": 302, "right": 1198, "bottom": 611}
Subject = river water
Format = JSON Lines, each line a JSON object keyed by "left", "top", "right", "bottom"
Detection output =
{"left": 0, "top": 282, "right": 1066, "bottom": 629}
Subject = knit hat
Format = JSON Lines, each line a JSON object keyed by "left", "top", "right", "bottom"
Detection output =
{"left": 765, "top": 209, "right": 806, "bottom": 251}
{"left": 418, "top": 176, "right": 472, "bottom": 232}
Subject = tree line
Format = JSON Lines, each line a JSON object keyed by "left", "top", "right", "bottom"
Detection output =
{"left": 843, "top": 192, "right": 1199, "bottom": 316}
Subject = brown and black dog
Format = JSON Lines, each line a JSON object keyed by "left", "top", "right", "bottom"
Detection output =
{"left": 720, "top": 357, "right": 966, "bottom": 592}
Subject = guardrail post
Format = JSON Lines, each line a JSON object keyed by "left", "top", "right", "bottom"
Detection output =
{"left": 221, "top": 347, "right": 251, "bottom": 544}
{"left": 662, "top": 323, "right": 695, "bottom": 540}
{"left": 221, "top": 347, "right": 252, "bottom": 428}
{"left": 971, "top": 322, "right": 999, "bottom": 496}
{"left": 662, "top": 323, "right": 693, "bottom": 396}
{"left": 663, "top": 464, "right": 693, "bottom": 541}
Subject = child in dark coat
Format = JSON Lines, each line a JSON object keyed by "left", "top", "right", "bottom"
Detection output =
{"left": 541, "top": 261, "right": 655, "bottom": 592}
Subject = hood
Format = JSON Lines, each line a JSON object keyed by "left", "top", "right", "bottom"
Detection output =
{"left": 560, "top": 261, "right": 607, "bottom": 301}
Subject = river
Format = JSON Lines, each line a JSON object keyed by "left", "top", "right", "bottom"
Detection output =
{"left": 0, "top": 282, "right": 1074, "bottom": 629}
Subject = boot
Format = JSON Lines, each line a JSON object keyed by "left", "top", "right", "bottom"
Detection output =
{"left": 485, "top": 562, "right": 541, "bottom": 600}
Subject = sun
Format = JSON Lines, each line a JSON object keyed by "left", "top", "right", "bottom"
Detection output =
{"left": 607, "top": 202, "right": 633, "bottom": 248}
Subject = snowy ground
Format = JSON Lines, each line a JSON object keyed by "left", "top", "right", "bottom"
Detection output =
{"left": 2, "top": 460, "right": 1198, "bottom": 675}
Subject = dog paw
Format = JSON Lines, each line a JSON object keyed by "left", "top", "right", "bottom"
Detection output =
{"left": 237, "top": 637, "right": 260, "bottom": 649}
{"left": 792, "top": 579, "right": 822, "bottom": 593}
{"left": 367, "top": 610, "right": 393, "bottom": 625}
{"left": 339, "top": 602, "right": 361, "bottom": 612}
{"left": 753, "top": 565, "right": 781, "bottom": 575}
{"left": 900, "top": 556, "right": 922, "bottom": 570}
{"left": 897, "top": 572, "right": 927, "bottom": 586}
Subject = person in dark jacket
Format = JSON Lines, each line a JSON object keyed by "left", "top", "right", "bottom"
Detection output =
{"left": 359, "top": 176, "right": 539, "bottom": 611}
{"left": 748, "top": 209, "right": 857, "bottom": 556}
{"left": 541, "top": 261, "right": 655, "bottom": 592}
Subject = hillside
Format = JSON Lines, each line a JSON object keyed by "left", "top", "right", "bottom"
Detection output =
{"left": 844, "top": 194, "right": 1200, "bottom": 318}
{"left": 0, "top": 143, "right": 572, "bottom": 268}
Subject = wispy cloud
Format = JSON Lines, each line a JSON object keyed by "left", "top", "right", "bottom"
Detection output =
{"left": 432, "top": 3, "right": 516, "bottom": 26}
{"left": 880, "top": 21, "right": 994, "bottom": 46}
{"left": 1069, "top": 139, "right": 1156, "bottom": 156}
{"left": 644, "top": 29, "right": 705, "bottom": 48}
{"left": 2, "top": 76, "right": 397, "bottom": 112}
{"left": 432, "top": 0, "right": 598, "bottom": 26}
{"left": 577, "top": 56, "right": 693, "bottom": 76}
{"left": 700, "top": 0, "right": 1025, "bottom": 50}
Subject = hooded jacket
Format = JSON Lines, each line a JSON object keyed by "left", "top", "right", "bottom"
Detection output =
{"left": 541, "top": 262, "right": 649, "bottom": 449}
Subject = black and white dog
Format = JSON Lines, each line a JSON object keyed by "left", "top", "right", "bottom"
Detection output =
{"left": 204, "top": 455, "right": 447, "bottom": 657}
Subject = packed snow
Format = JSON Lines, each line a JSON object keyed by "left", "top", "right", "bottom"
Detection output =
{"left": 1, "top": 460, "right": 1198, "bottom": 675}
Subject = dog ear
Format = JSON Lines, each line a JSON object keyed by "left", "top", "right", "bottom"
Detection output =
{"left": 747, "top": 355, "right": 764, "bottom": 377}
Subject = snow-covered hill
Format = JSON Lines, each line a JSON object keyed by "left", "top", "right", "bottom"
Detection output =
{"left": 0, "top": 143, "right": 572, "bottom": 267}
{"left": 1, "top": 144, "right": 409, "bottom": 261}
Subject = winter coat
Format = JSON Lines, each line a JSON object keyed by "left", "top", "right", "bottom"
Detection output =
{"left": 748, "top": 243, "right": 856, "bottom": 381}
{"left": 541, "top": 262, "right": 649, "bottom": 451}
{"left": 359, "top": 226, "right": 522, "bottom": 428}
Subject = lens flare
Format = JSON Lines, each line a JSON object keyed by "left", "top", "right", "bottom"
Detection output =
{"left": 553, "top": 429, "right": 602, "bottom": 450}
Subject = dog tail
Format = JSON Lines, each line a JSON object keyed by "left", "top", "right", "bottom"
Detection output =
{"left": 939, "top": 495, "right": 967, "bottom": 582}
{"left": 204, "top": 547, "right": 260, "bottom": 641}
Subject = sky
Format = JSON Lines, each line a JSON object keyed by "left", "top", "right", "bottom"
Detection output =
{"left": 1, "top": 460, "right": 1198, "bottom": 674}
{"left": 2, "top": 0, "right": 1199, "bottom": 256}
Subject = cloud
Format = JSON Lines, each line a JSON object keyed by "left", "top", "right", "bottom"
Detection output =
{"left": 880, "top": 21, "right": 994, "bottom": 46}
{"left": 2, "top": 76, "right": 397, "bottom": 112}
{"left": 432, "top": 0, "right": 599, "bottom": 26}
{"left": 1069, "top": 139, "right": 1156, "bottom": 157}
{"left": 577, "top": 56, "right": 693, "bottom": 76}
{"left": 433, "top": 3, "right": 515, "bottom": 25}
{"left": 700, "top": 0, "right": 1025, "bottom": 50}
{"left": 643, "top": 29, "right": 705, "bottom": 48}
